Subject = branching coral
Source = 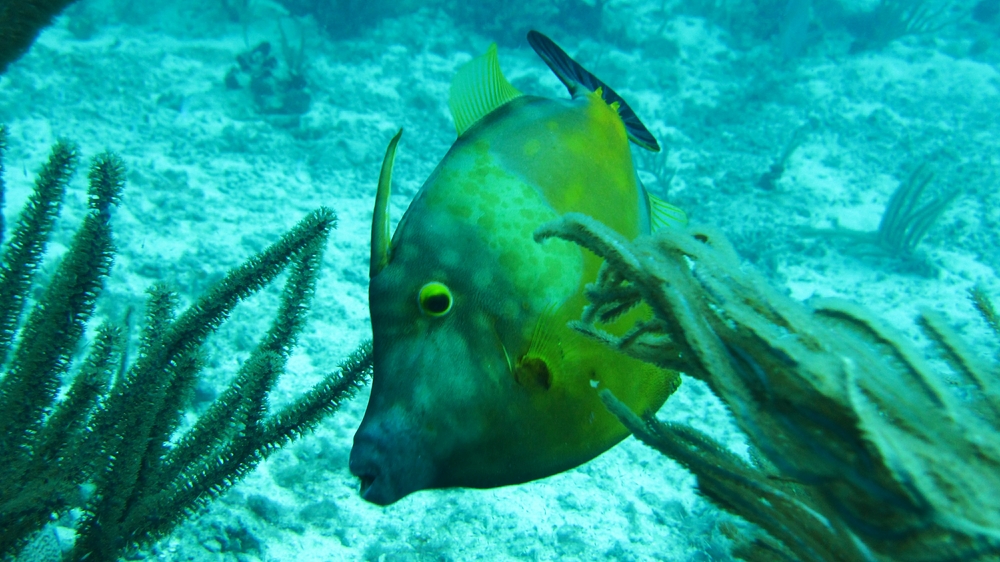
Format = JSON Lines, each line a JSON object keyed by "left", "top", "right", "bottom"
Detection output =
{"left": 971, "top": 284, "right": 1000, "bottom": 339}
{"left": 0, "top": 128, "right": 371, "bottom": 560}
{"left": 637, "top": 148, "right": 676, "bottom": 197}
{"left": 757, "top": 126, "right": 808, "bottom": 191}
{"left": 535, "top": 213, "right": 1000, "bottom": 561}
{"left": 802, "top": 162, "right": 958, "bottom": 274}
{"left": 876, "top": 163, "right": 958, "bottom": 256}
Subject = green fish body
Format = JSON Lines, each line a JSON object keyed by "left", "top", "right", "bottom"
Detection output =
{"left": 351, "top": 32, "right": 683, "bottom": 505}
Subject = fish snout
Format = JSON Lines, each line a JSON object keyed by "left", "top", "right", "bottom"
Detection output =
{"left": 350, "top": 418, "right": 435, "bottom": 505}
{"left": 347, "top": 435, "right": 380, "bottom": 499}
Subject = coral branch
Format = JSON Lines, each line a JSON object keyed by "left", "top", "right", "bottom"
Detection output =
{"left": 538, "top": 214, "right": 1000, "bottom": 561}
{"left": 0, "top": 132, "right": 369, "bottom": 561}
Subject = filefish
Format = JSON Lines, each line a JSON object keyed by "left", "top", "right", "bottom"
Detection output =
{"left": 351, "top": 31, "right": 685, "bottom": 505}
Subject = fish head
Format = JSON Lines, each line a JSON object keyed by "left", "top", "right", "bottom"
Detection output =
{"left": 353, "top": 187, "right": 557, "bottom": 505}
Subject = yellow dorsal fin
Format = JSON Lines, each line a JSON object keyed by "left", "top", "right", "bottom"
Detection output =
{"left": 448, "top": 44, "right": 523, "bottom": 137}
{"left": 647, "top": 192, "right": 689, "bottom": 231}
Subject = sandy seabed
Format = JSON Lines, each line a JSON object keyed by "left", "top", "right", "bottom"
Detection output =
{"left": 2, "top": 0, "right": 999, "bottom": 560}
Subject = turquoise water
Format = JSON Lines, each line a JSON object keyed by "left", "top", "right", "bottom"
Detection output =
{"left": 1, "top": 0, "right": 997, "bottom": 559}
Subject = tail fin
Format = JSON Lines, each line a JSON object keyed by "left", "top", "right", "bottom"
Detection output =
{"left": 527, "top": 30, "right": 660, "bottom": 152}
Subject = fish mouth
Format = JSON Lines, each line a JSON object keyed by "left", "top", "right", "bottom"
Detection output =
{"left": 349, "top": 441, "right": 401, "bottom": 506}
{"left": 357, "top": 472, "right": 376, "bottom": 498}
{"left": 350, "top": 424, "right": 436, "bottom": 505}
{"left": 350, "top": 464, "right": 398, "bottom": 506}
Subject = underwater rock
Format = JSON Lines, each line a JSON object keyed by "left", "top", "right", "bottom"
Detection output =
{"left": 225, "top": 41, "right": 312, "bottom": 117}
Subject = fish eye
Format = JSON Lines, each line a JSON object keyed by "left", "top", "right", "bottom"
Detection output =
{"left": 418, "top": 282, "right": 453, "bottom": 317}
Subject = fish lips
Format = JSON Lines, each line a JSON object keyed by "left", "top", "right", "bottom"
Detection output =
{"left": 350, "top": 421, "right": 435, "bottom": 506}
